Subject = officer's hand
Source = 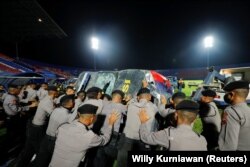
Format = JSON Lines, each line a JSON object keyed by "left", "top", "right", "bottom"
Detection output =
{"left": 108, "top": 111, "right": 120, "bottom": 126}
{"left": 29, "top": 101, "right": 38, "bottom": 108}
{"left": 160, "top": 95, "right": 167, "bottom": 105}
{"left": 138, "top": 108, "right": 150, "bottom": 124}
{"left": 124, "top": 94, "right": 132, "bottom": 102}
{"left": 142, "top": 80, "right": 148, "bottom": 88}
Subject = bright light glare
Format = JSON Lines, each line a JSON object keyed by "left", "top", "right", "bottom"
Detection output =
{"left": 38, "top": 18, "right": 43, "bottom": 22}
{"left": 91, "top": 37, "right": 99, "bottom": 50}
{"left": 204, "top": 36, "right": 214, "bottom": 48}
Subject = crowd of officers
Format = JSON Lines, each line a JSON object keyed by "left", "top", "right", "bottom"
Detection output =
{"left": 0, "top": 79, "right": 250, "bottom": 167}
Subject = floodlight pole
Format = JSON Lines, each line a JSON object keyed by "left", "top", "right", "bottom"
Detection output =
{"left": 207, "top": 48, "right": 210, "bottom": 69}
{"left": 94, "top": 51, "right": 96, "bottom": 71}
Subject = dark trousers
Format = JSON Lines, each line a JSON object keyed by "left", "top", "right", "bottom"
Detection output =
{"left": 93, "top": 132, "right": 120, "bottom": 167}
{"left": 117, "top": 133, "right": 150, "bottom": 167}
{"left": 201, "top": 122, "right": 219, "bottom": 151}
{"left": 34, "top": 135, "right": 56, "bottom": 167}
{"left": 5, "top": 115, "right": 22, "bottom": 149}
{"left": 16, "top": 122, "right": 46, "bottom": 167}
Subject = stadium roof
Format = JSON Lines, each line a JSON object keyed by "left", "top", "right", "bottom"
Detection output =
{"left": 0, "top": 0, "right": 67, "bottom": 42}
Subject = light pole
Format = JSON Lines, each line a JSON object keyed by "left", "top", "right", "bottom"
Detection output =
{"left": 91, "top": 37, "right": 99, "bottom": 71}
{"left": 203, "top": 36, "right": 214, "bottom": 69}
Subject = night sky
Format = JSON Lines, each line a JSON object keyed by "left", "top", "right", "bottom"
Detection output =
{"left": 3, "top": 0, "right": 250, "bottom": 70}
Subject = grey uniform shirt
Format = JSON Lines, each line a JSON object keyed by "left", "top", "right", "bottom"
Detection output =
{"left": 73, "top": 98, "right": 83, "bottom": 111}
{"left": 37, "top": 88, "right": 48, "bottom": 101}
{"left": 32, "top": 95, "right": 55, "bottom": 126}
{"left": 49, "top": 120, "right": 112, "bottom": 167}
{"left": 82, "top": 98, "right": 104, "bottom": 115}
{"left": 3, "top": 94, "right": 29, "bottom": 116}
{"left": 158, "top": 104, "right": 175, "bottom": 118}
{"left": 46, "top": 107, "right": 72, "bottom": 137}
{"left": 140, "top": 123, "right": 207, "bottom": 150}
{"left": 55, "top": 94, "right": 65, "bottom": 105}
{"left": 219, "top": 102, "right": 250, "bottom": 150}
{"left": 101, "top": 101, "right": 127, "bottom": 133}
{"left": 68, "top": 98, "right": 105, "bottom": 123}
{"left": 202, "top": 101, "right": 221, "bottom": 133}
{"left": 20, "top": 87, "right": 37, "bottom": 103}
{"left": 124, "top": 99, "right": 158, "bottom": 140}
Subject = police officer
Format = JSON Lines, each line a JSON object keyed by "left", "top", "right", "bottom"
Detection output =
{"left": 20, "top": 82, "right": 37, "bottom": 103}
{"left": 139, "top": 100, "right": 207, "bottom": 150}
{"left": 83, "top": 87, "right": 104, "bottom": 114}
{"left": 80, "top": 87, "right": 107, "bottom": 167}
{"left": 94, "top": 90, "right": 127, "bottom": 167}
{"left": 199, "top": 89, "right": 221, "bottom": 150}
{"left": 219, "top": 80, "right": 250, "bottom": 150}
{"left": 37, "top": 83, "right": 48, "bottom": 101}
{"left": 49, "top": 104, "right": 119, "bottom": 167}
{"left": 117, "top": 88, "right": 158, "bottom": 167}
{"left": 158, "top": 92, "right": 186, "bottom": 128}
{"left": 55, "top": 86, "right": 75, "bottom": 106}
{"left": 16, "top": 86, "right": 58, "bottom": 167}
{"left": 69, "top": 87, "right": 103, "bottom": 123}
{"left": 3, "top": 84, "right": 36, "bottom": 151}
{"left": 35, "top": 95, "right": 75, "bottom": 167}
{"left": 73, "top": 90, "right": 85, "bottom": 111}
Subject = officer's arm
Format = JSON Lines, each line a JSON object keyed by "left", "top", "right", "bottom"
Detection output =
{"left": 44, "top": 101, "right": 55, "bottom": 116}
{"left": 8, "top": 103, "right": 28, "bottom": 113}
{"left": 20, "top": 98, "right": 29, "bottom": 103}
{"left": 139, "top": 123, "right": 169, "bottom": 148}
{"left": 158, "top": 105, "right": 175, "bottom": 118}
{"left": 88, "top": 126, "right": 112, "bottom": 147}
{"left": 218, "top": 110, "right": 240, "bottom": 150}
{"left": 8, "top": 99, "right": 29, "bottom": 113}
{"left": 30, "top": 91, "right": 37, "bottom": 101}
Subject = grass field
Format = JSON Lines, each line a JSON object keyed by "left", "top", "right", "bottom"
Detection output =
{"left": 174, "top": 80, "right": 204, "bottom": 134}
{"left": 181, "top": 80, "right": 203, "bottom": 97}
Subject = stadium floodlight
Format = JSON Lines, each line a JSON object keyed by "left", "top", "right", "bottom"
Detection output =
{"left": 203, "top": 36, "right": 214, "bottom": 68}
{"left": 91, "top": 37, "right": 99, "bottom": 71}
{"left": 91, "top": 37, "right": 99, "bottom": 50}
{"left": 38, "top": 18, "right": 43, "bottom": 22}
{"left": 204, "top": 36, "right": 214, "bottom": 48}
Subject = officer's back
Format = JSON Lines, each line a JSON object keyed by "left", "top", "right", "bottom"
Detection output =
{"left": 219, "top": 80, "right": 250, "bottom": 150}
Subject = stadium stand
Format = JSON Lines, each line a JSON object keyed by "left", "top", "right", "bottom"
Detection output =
{"left": 0, "top": 53, "right": 83, "bottom": 79}
{"left": 0, "top": 63, "right": 21, "bottom": 74}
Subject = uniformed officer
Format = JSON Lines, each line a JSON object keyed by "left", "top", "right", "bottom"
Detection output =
{"left": 139, "top": 100, "right": 207, "bottom": 150}
{"left": 219, "top": 80, "right": 250, "bottom": 150}
{"left": 55, "top": 86, "right": 75, "bottom": 106}
{"left": 79, "top": 87, "right": 107, "bottom": 167}
{"left": 83, "top": 87, "right": 104, "bottom": 114}
{"left": 94, "top": 90, "right": 127, "bottom": 167}
{"left": 73, "top": 90, "right": 85, "bottom": 111}
{"left": 3, "top": 84, "right": 34, "bottom": 116}
{"left": 37, "top": 83, "right": 48, "bottom": 101}
{"left": 69, "top": 87, "right": 104, "bottom": 124}
{"left": 199, "top": 89, "right": 221, "bottom": 150}
{"left": 3, "top": 84, "right": 36, "bottom": 152}
{"left": 49, "top": 104, "right": 119, "bottom": 167}
{"left": 20, "top": 82, "right": 37, "bottom": 103}
{"left": 117, "top": 88, "right": 158, "bottom": 167}
{"left": 158, "top": 92, "right": 186, "bottom": 128}
{"left": 16, "top": 86, "right": 58, "bottom": 167}
{"left": 35, "top": 95, "right": 75, "bottom": 167}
